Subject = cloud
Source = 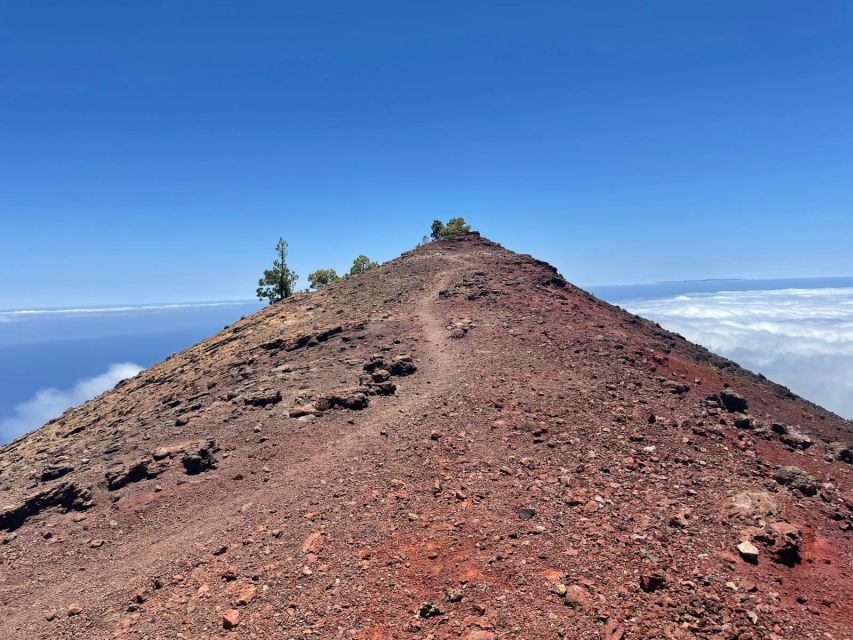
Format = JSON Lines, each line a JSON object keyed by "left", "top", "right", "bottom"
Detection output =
{"left": 625, "top": 287, "right": 853, "bottom": 419}
{"left": 0, "top": 362, "right": 144, "bottom": 442}
{"left": 0, "top": 301, "right": 252, "bottom": 322}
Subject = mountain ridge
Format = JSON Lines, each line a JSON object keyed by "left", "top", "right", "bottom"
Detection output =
{"left": 0, "top": 233, "right": 850, "bottom": 639}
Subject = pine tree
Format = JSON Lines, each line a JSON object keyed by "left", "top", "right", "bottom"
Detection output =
{"left": 256, "top": 237, "right": 298, "bottom": 303}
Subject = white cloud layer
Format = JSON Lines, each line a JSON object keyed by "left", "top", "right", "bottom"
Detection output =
{"left": 0, "top": 362, "right": 143, "bottom": 442}
{"left": 625, "top": 287, "right": 853, "bottom": 419}
{"left": 0, "top": 301, "right": 250, "bottom": 321}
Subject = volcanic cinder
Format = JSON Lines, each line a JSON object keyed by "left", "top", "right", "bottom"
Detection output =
{"left": 0, "top": 233, "right": 850, "bottom": 639}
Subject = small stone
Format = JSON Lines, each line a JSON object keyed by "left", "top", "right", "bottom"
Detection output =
{"left": 418, "top": 601, "right": 443, "bottom": 618}
{"left": 236, "top": 583, "right": 257, "bottom": 605}
{"left": 67, "top": 603, "right": 83, "bottom": 616}
{"left": 639, "top": 573, "right": 666, "bottom": 592}
{"left": 222, "top": 609, "right": 240, "bottom": 629}
{"left": 302, "top": 531, "right": 324, "bottom": 554}
{"left": 562, "top": 584, "right": 592, "bottom": 607}
{"left": 517, "top": 507, "right": 536, "bottom": 520}
{"left": 582, "top": 499, "right": 600, "bottom": 514}
{"left": 737, "top": 540, "right": 759, "bottom": 563}
{"left": 444, "top": 587, "right": 463, "bottom": 602}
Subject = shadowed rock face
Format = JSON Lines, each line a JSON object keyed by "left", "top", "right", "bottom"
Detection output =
{"left": 0, "top": 233, "right": 850, "bottom": 638}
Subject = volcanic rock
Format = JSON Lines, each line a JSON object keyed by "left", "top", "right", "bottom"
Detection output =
{"left": 719, "top": 389, "right": 749, "bottom": 413}
{"left": 0, "top": 232, "right": 850, "bottom": 639}
{"left": 773, "top": 466, "right": 818, "bottom": 496}
{"left": 737, "top": 540, "right": 760, "bottom": 563}
{"left": 780, "top": 428, "right": 813, "bottom": 450}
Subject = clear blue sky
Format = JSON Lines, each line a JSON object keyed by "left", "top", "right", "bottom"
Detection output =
{"left": 2, "top": 1, "right": 851, "bottom": 308}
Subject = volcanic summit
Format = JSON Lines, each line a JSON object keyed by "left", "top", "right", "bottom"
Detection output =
{"left": 0, "top": 233, "right": 850, "bottom": 639}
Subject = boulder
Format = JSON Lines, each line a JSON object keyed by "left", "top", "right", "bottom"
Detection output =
{"left": 780, "top": 428, "right": 813, "bottom": 450}
{"left": 770, "top": 422, "right": 788, "bottom": 435}
{"left": 733, "top": 414, "right": 754, "bottom": 430}
{"left": 181, "top": 439, "right": 219, "bottom": 475}
{"left": 243, "top": 388, "right": 282, "bottom": 407}
{"left": 772, "top": 466, "right": 817, "bottom": 496}
{"left": 719, "top": 389, "right": 748, "bottom": 413}
{"left": 362, "top": 354, "right": 387, "bottom": 373}
{"left": 769, "top": 521, "right": 802, "bottom": 565}
{"left": 105, "top": 459, "right": 165, "bottom": 490}
{"left": 370, "top": 369, "right": 391, "bottom": 383}
{"left": 388, "top": 355, "right": 417, "bottom": 377}
{"left": 662, "top": 380, "right": 690, "bottom": 395}
{"left": 315, "top": 389, "right": 369, "bottom": 411}
{"left": 737, "top": 540, "right": 759, "bottom": 563}
{"left": 827, "top": 441, "right": 852, "bottom": 464}
{"left": 721, "top": 491, "right": 781, "bottom": 520}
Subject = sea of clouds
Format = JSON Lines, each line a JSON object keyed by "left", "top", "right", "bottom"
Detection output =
{"left": 0, "top": 362, "right": 143, "bottom": 442}
{"left": 0, "top": 300, "right": 249, "bottom": 319}
{"left": 624, "top": 287, "right": 853, "bottom": 419}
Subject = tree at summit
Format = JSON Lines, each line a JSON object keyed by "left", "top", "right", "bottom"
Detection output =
{"left": 430, "top": 217, "right": 471, "bottom": 239}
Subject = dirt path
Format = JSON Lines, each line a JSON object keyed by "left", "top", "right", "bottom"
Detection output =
{"left": 4, "top": 233, "right": 850, "bottom": 640}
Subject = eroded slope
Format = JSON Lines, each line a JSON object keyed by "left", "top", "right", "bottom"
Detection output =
{"left": 0, "top": 233, "right": 850, "bottom": 640}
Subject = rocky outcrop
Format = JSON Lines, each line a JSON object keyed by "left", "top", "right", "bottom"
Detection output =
{"left": 0, "top": 482, "right": 92, "bottom": 531}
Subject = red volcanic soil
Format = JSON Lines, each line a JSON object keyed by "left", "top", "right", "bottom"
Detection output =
{"left": 0, "top": 233, "right": 850, "bottom": 640}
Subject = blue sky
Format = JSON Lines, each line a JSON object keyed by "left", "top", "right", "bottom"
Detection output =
{"left": 2, "top": 1, "right": 852, "bottom": 308}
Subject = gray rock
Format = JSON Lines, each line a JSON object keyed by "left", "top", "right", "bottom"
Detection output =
{"left": 719, "top": 389, "right": 748, "bottom": 413}
{"left": 772, "top": 466, "right": 817, "bottom": 496}
{"left": 780, "top": 428, "right": 813, "bottom": 450}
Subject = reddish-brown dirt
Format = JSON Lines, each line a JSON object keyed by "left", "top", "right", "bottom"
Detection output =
{"left": 0, "top": 233, "right": 850, "bottom": 640}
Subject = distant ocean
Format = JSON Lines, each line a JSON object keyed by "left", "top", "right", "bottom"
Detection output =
{"left": 1, "top": 276, "right": 851, "bottom": 444}
{"left": 0, "top": 301, "right": 261, "bottom": 442}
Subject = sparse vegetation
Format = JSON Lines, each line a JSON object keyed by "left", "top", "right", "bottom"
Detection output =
{"left": 349, "top": 254, "right": 379, "bottom": 276}
{"left": 256, "top": 237, "right": 298, "bottom": 304}
{"left": 430, "top": 217, "right": 472, "bottom": 239}
{"left": 307, "top": 268, "right": 340, "bottom": 290}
